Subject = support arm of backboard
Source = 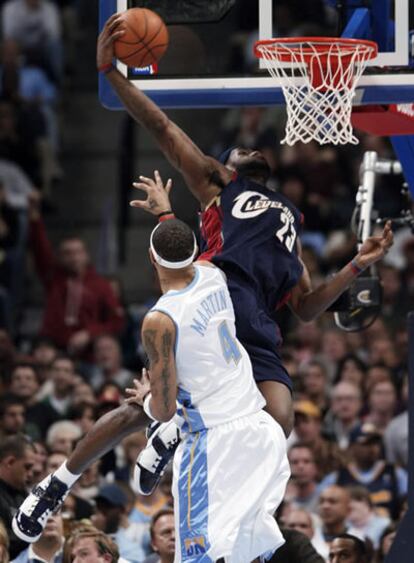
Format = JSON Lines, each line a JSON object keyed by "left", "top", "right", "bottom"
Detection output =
{"left": 329, "top": 0, "right": 393, "bottom": 50}
{"left": 390, "top": 136, "right": 414, "bottom": 197}
{"left": 371, "top": 0, "right": 392, "bottom": 51}
{"left": 341, "top": 8, "right": 370, "bottom": 40}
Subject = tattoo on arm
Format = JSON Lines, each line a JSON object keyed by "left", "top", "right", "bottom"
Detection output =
{"left": 143, "top": 330, "right": 159, "bottom": 365}
{"left": 161, "top": 330, "right": 173, "bottom": 412}
{"left": 143, "top": 327, "right": 174, "bottom": 415}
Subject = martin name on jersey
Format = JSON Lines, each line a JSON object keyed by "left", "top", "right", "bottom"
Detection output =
{"left": 151, "top": 264, "right": 265, "bottom": 433}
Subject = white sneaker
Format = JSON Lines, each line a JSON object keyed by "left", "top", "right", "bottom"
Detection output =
{"left": 12, "top": 473, "right": 69, "bottom": 542}
{"left": 134, "top": 420, "right": 181, "bottom": 495}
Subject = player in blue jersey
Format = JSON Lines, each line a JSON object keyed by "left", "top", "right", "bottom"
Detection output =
{"left": 12, "top": 14, "right": 393, "bottom": 544}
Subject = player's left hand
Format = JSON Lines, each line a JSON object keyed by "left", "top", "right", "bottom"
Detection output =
{"left": 354, "top": 220, "right": 394, "bottom": 269}
{"left": 125, "top": 369, "right": 151, "bottom": 406}
{"left": 130, "top": 170, "right": 173, "bottom": 216}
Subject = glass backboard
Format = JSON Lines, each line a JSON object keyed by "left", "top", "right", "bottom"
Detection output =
{"left": 99, "top": 0, "right": 414, "bottom": 109}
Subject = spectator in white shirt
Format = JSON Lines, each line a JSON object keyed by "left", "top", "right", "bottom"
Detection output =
{"left": 1, "top": 0, "right": 62, "bottom": 81}
{"left": 11, "top": 514, "right": 64, "bottom": 563}
{"left": 346, "top": 486, "right": 390, "bottom": 549}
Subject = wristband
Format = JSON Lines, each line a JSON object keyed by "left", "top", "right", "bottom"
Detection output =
{"left": 158, "top": 211, "right": 175, "bottom": 223}
{"left": 143, "top": 393, "right": 157, "bottom": 421}
{"left": 98, "top": 63, "right": 114, "bottom": 75}
{"left": 349, "top": 258, "right": 364, "bottom": 275}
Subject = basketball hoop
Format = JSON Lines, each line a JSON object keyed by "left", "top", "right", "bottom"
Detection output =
{"left": 254, "top": 37, "right": 378, "bottom": 146}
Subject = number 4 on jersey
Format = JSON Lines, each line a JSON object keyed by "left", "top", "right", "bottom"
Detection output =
{"left": 218, "top": 321, "right": 241, "bottom": 365}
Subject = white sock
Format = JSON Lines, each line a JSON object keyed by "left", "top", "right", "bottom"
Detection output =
{"left": 53, "top": 461, "right": 80, "bottom": 487}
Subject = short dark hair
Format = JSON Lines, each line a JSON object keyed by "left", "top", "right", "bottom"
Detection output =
{"left": 51, "top": 354, "right": 75, "bottom": 368}
{"left": 347, "top": 486, "right": 373, "bottom": 508}
{"left": 31, "top": 337, "right": 57, "bottom": 351}
{"left": 68, "top": 402, "right": 96, "bottom": 421}
{"left": 0, "top": 434, "right": 34, "bottom": 462}
{"left": 305, "top": 359, "right": 328, "bottom": 376}
{"left": 152, "top": 219, "right": 195, "bottom": 264}
{"left": 11, "top": 363, "right": 40, "bottom": 382}
{"left": 150, "top": 508, "right": 174, "bottom": 540}
{"left": 333, "top": 533, "right": 371, "bottom": 559}
{"left": 0, "top": 394, "right": 25, "bottom": 418}
{"left": 288, "top": 442, "right": 315, "bottom": 459}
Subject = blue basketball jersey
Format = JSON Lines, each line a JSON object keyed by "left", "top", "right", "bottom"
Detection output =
{"left": 198, "top": 174, "right": 304, "bottom": 388}
{"left": 199, "top": 174, "right": 303, "bottom": 316}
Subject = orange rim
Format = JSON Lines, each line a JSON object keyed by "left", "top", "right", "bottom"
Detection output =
{"left": 254, "top": 37, "right": 378, "bottom": 65}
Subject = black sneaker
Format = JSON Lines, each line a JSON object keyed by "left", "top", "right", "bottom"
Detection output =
{"left": 134, "top": 420, "right": 181, "bottom": 495}
{"left": 12, "top": 474, "right": 69, "bottom": 542}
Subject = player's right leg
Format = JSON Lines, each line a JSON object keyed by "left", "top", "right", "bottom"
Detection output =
{"left": 12, "top": 403, "right": 147, "bottom": 542}
{"left": 225, "top": 279, "right": 294, "bottom": 437}
{"left": 257, "top": 380, "right": 293, "bottom": 437}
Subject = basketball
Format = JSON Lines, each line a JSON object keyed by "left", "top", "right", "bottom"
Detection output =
{"left": 114, "top": 8, "right": 169, "bottom": 68}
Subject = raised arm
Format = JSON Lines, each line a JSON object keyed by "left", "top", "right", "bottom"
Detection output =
{"left": 98, "top": 14, "right": 231, "bottom": 206}
{"left": 28, "top": 194, "right": 57, "bottom": 289}
{"left": 289, "top": 222, "right": 393, "bottom": 322}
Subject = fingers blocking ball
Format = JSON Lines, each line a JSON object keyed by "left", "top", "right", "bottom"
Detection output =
{"left": 114, "top": 8, "right": 169, "bottom": 68}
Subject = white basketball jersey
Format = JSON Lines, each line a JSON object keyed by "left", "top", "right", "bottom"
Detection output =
{"left": 151, "top": 264, "right": 265, "bottom": 432}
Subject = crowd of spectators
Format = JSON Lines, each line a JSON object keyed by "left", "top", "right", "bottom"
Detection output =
{"left": 0, "top": 116, "right": 409, "bottom": 562}
{"left": 0, "top": 1, "right": 411, "bottom": 562}
{"left": 0, "top": 0, "right": 76, "bottom": 335}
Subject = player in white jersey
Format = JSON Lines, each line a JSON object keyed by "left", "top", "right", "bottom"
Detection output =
{"left": 125, "top": 218, "right": 290, "bottom": 563}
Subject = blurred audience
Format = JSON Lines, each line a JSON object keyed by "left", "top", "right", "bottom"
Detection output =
{"left": 93, "top": 483, "right": 149, "bottom": 562}
{"left": 45, "top": 420, "right": 82, "bottom": 456}
{"left": 328, "top": 534, "right": 372, "bottom": 563}
{"left": 288, "top": 443, "right": 320, "bottom": 513}
{"left": 64, "top": 525, "right": 124, "bottom": 563}
{"left": 11, "top": 513, "right": 64, "bottom": 562}
{"left": 316, "top": 486, "right": 350, "bottom": 557}
{"left": 320, "top": 423, "right": 407, "bottom": 520}
{"left": 384, "top": 377, "right": 409, "bottom": 467}
{"left": 377, "top": 524, "right": 398, "bottom": 562}
{"left": 0, "top": 519, "right": 10, "bottom": 563}
{"left": 346, "top": 486, "right": 390, "bottom": 549}
{"left": 28, "top": 195, "right": 124, "bottom": 357}
{"left": 1, "top": 0, "right": 62, "bottom": 83}
{"left": 143, "top": 509, "right": 175, "bottom": 563}
{"left": 292, "top": 401, "right": 345, "bottom": 475}
{"left": 324, "top": 382, "right": 362, "bottom": 449}
{"left": 0, "top": 394, "right": 25, "bottom": 439}
{"left": 89, "top": 335, "right": 133, "bottom": 391}
{"left": 0, "top": 435, "right": 36, "bottom": 559}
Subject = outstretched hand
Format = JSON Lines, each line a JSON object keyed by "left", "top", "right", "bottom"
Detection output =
{"left": 130, "top": 170, "right": 173, "bottom": 216}
{"left": 97, "top": 13, "right": 125, "bottom": 68}
{"left": 125, "top": 369, "right": 151, "bottom": 407}
{"left": 355, "top": 220, "right": 394, "bottom": 269}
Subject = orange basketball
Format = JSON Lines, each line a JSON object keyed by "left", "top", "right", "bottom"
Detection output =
{"left": 114, "top": 8, "right": 169, "bottom": 68}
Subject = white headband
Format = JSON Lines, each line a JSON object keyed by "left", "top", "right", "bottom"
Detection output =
{"left": 150, "top": 223, "right": 198, "bottom": 269}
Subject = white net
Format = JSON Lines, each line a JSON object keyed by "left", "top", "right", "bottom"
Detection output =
{"left": 256, "top": 39, "right": 377, "bottom": 146}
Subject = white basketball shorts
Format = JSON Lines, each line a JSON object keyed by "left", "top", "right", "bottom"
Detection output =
{"left": 172, "top": 410, "right": 290, "bottom": 562}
